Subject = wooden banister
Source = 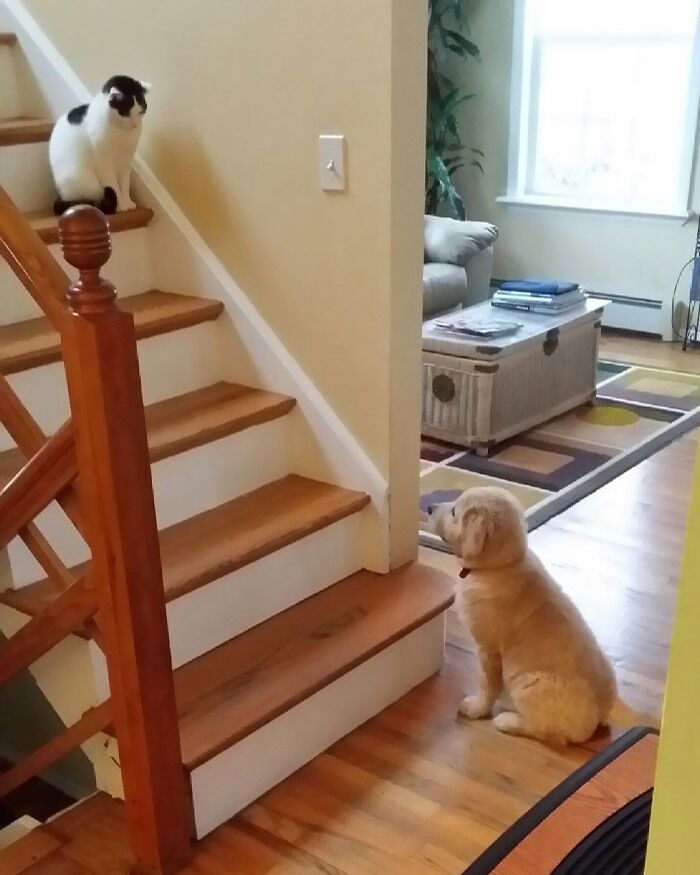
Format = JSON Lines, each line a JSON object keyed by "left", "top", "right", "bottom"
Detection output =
{"left": 58, "top": 206, "right": 192, "bottom": 874}
{"left": 19, "top": 523, "right": 76, "bottom": 593}
{"left": 0, "top": 575, "right": 97, "bottom": 687}
{"left": 0, "top": 186, "right": 69, "bottom": 327}
{"left": 0, "top": 376, "right": 84, "bottom": 532}
{"left": 0, "top": 421, "right": 78, "bottom": 549}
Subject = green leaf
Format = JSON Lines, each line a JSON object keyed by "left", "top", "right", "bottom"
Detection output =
{"left": 470, "top": 159, "right": 485, "bottom": 173}
{"left": 444, "top": 29, "right": 480, "bottom": 59}
{"left": 470, "top": 147, "right": 485, "bottom": 157}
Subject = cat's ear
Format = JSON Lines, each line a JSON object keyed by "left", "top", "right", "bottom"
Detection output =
{"left": 140, "top": 81, "right": 152, "bottom": 93}
{"left": 108, "top": 86, "right": 124, "bottom": 99}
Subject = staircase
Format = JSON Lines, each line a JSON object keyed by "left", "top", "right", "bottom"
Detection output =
{"left": 0, "top": 25, "right": 453, "bottom": 873}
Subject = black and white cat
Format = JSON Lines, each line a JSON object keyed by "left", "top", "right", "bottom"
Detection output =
{"left": 49, "top": 75, "right": 150, "bottom": 216}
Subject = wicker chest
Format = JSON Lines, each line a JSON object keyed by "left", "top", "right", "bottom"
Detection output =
{"left": 422, "top": 299, "right": 607, "bottom": 454}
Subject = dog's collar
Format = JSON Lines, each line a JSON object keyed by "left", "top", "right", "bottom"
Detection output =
{"left": 459, "top": 567, "right": 471, "bottom": 579}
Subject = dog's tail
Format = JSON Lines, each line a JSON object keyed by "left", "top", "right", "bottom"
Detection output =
{"left": 607, "top": 698, "right": 660, "bottom": 732}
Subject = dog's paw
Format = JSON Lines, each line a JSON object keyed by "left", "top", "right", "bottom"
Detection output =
{"left": 493, "top": 711, "right": 525, "bottom": 735}
{"left": 458, "top": 695, "right": 492, "bottom": 720}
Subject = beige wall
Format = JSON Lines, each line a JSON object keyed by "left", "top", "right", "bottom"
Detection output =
{"left": 452, "top": 0, "right": 695, "bottom": 337}
{"left": 23, "top": 0, "right": 427, "bottom": 562}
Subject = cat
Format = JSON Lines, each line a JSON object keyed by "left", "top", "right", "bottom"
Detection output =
{"left": 49, "top": 75, "right": 151, "bottom": 216}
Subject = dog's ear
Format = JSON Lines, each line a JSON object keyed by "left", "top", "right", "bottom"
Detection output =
{"left": 457, "top": 508, "right": 492, "bottom": 560}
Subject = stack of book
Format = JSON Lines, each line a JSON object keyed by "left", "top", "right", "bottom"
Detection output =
{"left": 491, "top": 280, "right": 586, "bottom": 315}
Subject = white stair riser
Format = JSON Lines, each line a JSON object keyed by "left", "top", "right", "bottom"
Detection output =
{"left": 189, "top": 614, "right": 446, "bottom": 838}
{"left": 0, "top": 140, "right": 52, "bottom": 213}
{"left": 0, "top": 229, "right": 155, "bottom": 326}
{"left": 5, "top": 416, "right": 293, "bottom": 588}
{"left": 0, "top": 46, "right": 21, "bottom": 116}
{"left": 0, "top": 320, "right": 222, "bottom": 452}
{"left": 167, "top": 513, "right": 364, "bottom": 668}
{"left": 152, "top": 418, "right": 292, "bottom": 530}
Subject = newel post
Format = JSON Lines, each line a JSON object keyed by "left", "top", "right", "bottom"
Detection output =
{"left": 58, "top": 207, "right": 191, "bottom": 874}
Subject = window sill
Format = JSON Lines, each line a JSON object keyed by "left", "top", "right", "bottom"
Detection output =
{"left": 495, "top": 194, "right": 694, "bottom": 221}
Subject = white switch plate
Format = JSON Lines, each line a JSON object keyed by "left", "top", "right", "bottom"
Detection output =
{"left": 319, "top": 135, "right": 346, "bottom": 191}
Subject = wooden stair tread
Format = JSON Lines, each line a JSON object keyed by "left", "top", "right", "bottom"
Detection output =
{"left": 174, "top": 562, "right": 453, "bottom": 770}
{"left": 0, "top": 475, "right": 368, "bottom": 617}
{"left": 0, "top": 381, "right": 294, "bottom": 483}
{"left": 0, "top": 289, "right": 223, "bottom": 374}
{"left": 159, "top": 475, "right": 370, "bottom": 601}
{"left": 0, "top": 33, "right": 17, "bottom": 46}
{"left": 28, "top": 207, "right": 154, "bottom": 245}
{"left": 145, "top": 381, "right": 296, "bottom": 462}
{"left": 0, "top": 116, "right": 53, "bottom": 146}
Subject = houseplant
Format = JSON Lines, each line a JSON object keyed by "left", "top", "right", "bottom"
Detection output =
{"left": 426, "top": 0, "right": 483, "bottom": 219}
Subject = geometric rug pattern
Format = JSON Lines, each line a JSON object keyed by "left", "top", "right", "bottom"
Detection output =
{"left": 420, "top": 363, "right": 700, "bottom": 537}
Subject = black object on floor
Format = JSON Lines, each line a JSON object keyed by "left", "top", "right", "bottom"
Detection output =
{"left": 463, "top": 727, "right": 658, "bottom": 875}
{"left": 551, "top": 789, "right": 652, "bottom": 874}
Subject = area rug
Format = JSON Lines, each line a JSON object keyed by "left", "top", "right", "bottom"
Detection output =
{"left": 420, "top": 362, "right": 700, "bottom": 545}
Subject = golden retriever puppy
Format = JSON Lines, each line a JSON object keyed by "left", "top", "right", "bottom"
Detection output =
{"left": 430, "top": 486, "right": 616, "bottom": 745}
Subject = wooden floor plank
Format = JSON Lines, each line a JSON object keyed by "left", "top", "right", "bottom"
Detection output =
{"left": 0, "top": 827, "right": 63, "bottom": 875}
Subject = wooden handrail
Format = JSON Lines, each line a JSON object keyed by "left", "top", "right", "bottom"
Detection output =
{"left": 0, "top": 376, "right": 84, "bottom": 532}
{"left": 58, "top": 206, "right": 192, "bottom": 874}
{"left": 0, "top": 575, "right": 97, "bottom": 687}
{"left": 0, "top": 421, "right": 78, "bottom": 549}
{"left": 0, "top": 185, "right": 68, "bottom": 327}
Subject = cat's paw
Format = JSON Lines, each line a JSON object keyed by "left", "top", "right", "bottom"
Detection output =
{"left": 458, "top": 695, "right": 492, "bottom": 720}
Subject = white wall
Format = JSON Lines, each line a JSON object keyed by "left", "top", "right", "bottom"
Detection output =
{"left": 452, "top": 0, "right": 697, "bottom": 339}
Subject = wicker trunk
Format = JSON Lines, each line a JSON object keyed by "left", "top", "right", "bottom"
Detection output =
{"left": 422, "top": 300, "right": 606, "bottom": 454}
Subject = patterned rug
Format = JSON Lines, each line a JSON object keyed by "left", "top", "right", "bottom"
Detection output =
{"left": 420, "top": 362, "right": 700, "bottom": 541}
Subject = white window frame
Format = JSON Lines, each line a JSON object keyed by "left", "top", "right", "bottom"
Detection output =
{"left": 499, "top": 0, "right": 700, "bottom": 218}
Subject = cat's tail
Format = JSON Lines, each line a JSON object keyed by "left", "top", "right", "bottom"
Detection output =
{"left": 53, "top": 187, "right": 118, "bottom": 216}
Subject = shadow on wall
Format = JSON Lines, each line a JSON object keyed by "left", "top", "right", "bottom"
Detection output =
{"left": 0, "top": 633, "right": 96, "bottom": 802}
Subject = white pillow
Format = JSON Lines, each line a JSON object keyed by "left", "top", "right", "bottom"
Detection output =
{"left": 424, "top": 215, "right": 498, "bottom": 266}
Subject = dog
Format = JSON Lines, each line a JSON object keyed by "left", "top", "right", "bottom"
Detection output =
{"left": 430, "top": 486, "right": 617, "bottom": 745}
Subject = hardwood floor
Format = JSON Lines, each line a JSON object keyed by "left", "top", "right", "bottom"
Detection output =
{"left": 600, "top": 328, "right": 700, "bottom": 374}
{"left": 4, "top": 430, "right": 696, "bottom": 874}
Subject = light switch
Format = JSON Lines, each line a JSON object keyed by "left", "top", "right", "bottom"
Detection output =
{"left": 319, "top": 134, "right": 346, "bottom": 191}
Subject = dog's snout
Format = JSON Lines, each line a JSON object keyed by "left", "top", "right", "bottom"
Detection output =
{"left": 427, "top": 505, "right": 434, "bottom": 516}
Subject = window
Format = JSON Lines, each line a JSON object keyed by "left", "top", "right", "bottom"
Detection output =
{"left": 505, "top": 0, "right": 700, "bottom": 215}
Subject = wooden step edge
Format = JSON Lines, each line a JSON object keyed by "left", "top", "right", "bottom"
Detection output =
{"left": 0, "top": 383, "right": 295, "bottom": 488}
{"left": 0, "top": 32, "right": 17, "bottom": 46}
{"left": 0, "top": 476, "right": 366, "bottom": 623}
{"left": 175, "top": 562, "right": 455, "bottom": 771}
{"left": 146, "top": 382, "right": 297, "bottom": 464}
{"left": 29, "top": 206, "right": 154, "bottom": 245}
{"left": 161, "top": 477, "right": 371, "bottom": 603}
{"left": 0, "top": 289, "right": 224, "bottom": 376}
{"left": 0, "top": 117, "right": 54, "bottom": 146}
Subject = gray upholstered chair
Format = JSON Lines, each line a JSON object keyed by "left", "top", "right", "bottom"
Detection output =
{"left": 423, "top": 215, "right": 498, "bottom": 319}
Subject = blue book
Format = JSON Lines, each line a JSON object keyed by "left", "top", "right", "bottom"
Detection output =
{"left": 500, "top": 279, "right": 579, "bottom": 296}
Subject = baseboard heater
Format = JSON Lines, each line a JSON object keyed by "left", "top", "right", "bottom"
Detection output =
{"left": 586, "top": 291, "right": 663, "bottom": 337}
